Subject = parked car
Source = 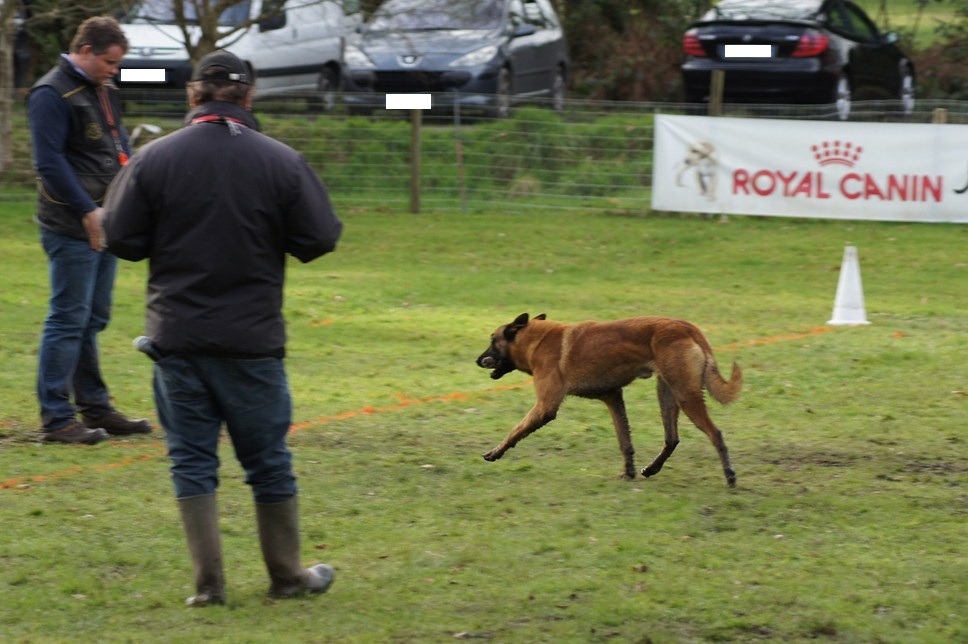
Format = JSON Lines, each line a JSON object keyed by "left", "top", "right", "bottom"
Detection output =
{"left": 680, "top": 0, "right": 915, "bottom": 119}
{"left": 116, "top": 0, "right": 361, "bottom": 110}
{"left": 342, "top": 0, "right": 569, "bottom": 117}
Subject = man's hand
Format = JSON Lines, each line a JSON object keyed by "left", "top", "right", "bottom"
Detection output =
{"left": 82, "top": 208, "right": 105, "bottom": 251}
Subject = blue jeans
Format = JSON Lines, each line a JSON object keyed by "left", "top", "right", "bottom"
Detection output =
{"left": 152, "top": 354, "right": 297, "bottom": 503}
{"left": 37, "top": 228, "right": 117, "bottom": 430}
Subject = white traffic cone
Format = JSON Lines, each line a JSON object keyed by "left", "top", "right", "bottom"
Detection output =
{"left": 827, "top": 245, "right": 870, "bottom": 326}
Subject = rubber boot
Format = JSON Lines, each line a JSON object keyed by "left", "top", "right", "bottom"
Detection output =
{"left": 177, "top": 493, "right": 226, "bottom": 607}
{"left": 255, "top": 496, "right": 334, "bottom": 598}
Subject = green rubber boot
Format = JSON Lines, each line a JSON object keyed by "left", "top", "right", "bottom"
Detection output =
{"left": 255, "top": 496, "right": 334, "bottom": 598}
{"left": 177, "top": 494, "right": 226, "bottom": 607}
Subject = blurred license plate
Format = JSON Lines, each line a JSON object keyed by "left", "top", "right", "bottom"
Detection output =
{"left": 724, "top": 45, "right": 772, "bottom": 58}
{"left": 119, "top": 69, "right": 166, "bottom": 83}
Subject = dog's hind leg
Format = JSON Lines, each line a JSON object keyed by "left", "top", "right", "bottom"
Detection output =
{"left": 600, "top": 389, "right": 636, "bottom": 480}
{"left": 642, "top": 377, "right": 680, "bottom": 480}
{"left": 678, "top": 397, "right": 736, "bottom": 488}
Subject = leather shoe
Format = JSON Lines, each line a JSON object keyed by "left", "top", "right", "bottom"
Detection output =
{"left": 43, "top": 421, "right": 109, "bottom": 445}
{"left": 83, "top": 411, "right": 152, "bottom": 436}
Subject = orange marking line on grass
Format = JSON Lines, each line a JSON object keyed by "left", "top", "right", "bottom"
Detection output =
{"left": 718, "top": 326, "right": 832, "bottom": 352}
{"left": 0, "top": 384, "right": 529, "bottom": 491}
{"left": 1, "top": 447, "right": 165, "bottom": 491}
{"left": 287, "top": 383, "right": 529, "bottom": 434}
{"left": 1, "top": 328, "right": 832, "bottom": 491}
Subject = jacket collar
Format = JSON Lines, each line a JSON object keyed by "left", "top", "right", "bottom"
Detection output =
{"left": 185, "top": 102, "right": 260, "bottom": 131}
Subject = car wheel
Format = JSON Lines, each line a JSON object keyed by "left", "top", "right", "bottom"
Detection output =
{"left": 899, "top": 65, "right": 915, "bottom": 115}
{"left": 834, "top": 76, "right": 851, "bottom": 121}
{"left": 310, "top": 66, "right": 338, "bottom": 113}
{"left": 550, "top": 67, "right": 566, "bottom": 113}
{"left": 491, "top": 67, "right": 512, "bottom": 118}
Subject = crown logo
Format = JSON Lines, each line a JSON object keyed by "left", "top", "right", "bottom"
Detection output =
{"left": 812, "top": 140, "right": 862, "bottom": 167}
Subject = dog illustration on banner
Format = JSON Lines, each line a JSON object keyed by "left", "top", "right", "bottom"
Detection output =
{"left": 675, "top": 140, "right": 718, "bottom": 201}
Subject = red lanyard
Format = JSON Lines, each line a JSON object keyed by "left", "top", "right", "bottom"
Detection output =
{"left": 96, "top": 85, "right": 128, "bottom": 166}
{"left": 190, "top": 114, "right": 247, "bottom": 126}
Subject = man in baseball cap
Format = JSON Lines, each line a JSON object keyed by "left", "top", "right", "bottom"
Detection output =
{"left": 104, "top": 46, "right": 342, "bottom": 607}
{"left": 190, "top": 49, "right": 251, "bottom": 84}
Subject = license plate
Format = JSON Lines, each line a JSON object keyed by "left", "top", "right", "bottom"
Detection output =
{"left": 724, "top": 44, "right": 773, "bottom": 58}
{"left": 119, "top": 68, "right": 167, "bottom": 83}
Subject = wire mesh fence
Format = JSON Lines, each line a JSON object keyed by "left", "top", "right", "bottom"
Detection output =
{"left": 4, "top": 91, "right": 968, "bottom": 214}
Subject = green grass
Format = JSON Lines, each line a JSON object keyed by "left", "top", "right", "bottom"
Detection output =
{"left": 856, "top": 0, "right": 957, "bottom": 48}
{"left": 0, "top": 202, "right": 966, "bottom": 642}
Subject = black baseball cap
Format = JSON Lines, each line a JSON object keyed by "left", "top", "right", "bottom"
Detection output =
{"left": 191, "top": 50, "right": 250, "bottom": 84}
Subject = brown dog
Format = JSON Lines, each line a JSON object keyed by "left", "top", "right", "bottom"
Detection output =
{"left": 476, "top": 313, "right": 742, "bottom": 486}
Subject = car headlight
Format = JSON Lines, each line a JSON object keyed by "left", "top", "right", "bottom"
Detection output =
{"left": 449, "top": 44, "right": 500, "bottom": 68}
{"left": 344, "top": 45, "right": 375, "bottom": 70}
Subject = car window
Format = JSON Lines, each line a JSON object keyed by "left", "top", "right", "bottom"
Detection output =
{"left": 509, "top": 0, "right": 548, "bottom": 28}
{"left": 368, "top": 0, "right": 505, "bottom": 31}
{"left": 536, "top": 0, "right": 559, "bottom": 27}
{"left": 827, "top": 0, "right": 878, "bottom": 43}
{"left": 126, "top": 0, "right": 252, "bottom": 26}
{"left": 843, "top": 2, "right": 879, "bottom": 42}
{"left": 508, "top": 0, "right": 524, "bottom": 26}
{"left": 523, "top": 0, "right": 547, "bottom": 26}
{"left": 707, "top": 0, "right": 820, "bottom": 21}
{"left": 826, "top": 2, "right": 852, "bottom": 35}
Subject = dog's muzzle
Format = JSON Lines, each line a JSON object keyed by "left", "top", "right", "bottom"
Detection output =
{"left": 476, "top": 354, "right": 514, "bottom": 380}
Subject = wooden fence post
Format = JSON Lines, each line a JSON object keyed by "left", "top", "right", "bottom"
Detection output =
{"left": 708, "top": 70, "right": 725, "bottom": 117}
{"left": 410, "top": 107, "right": 421, "bottom": 214}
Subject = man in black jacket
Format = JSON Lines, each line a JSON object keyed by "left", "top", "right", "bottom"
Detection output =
{"left": 103, "top": 50, "right": 343, "bottom": 607}
{"left": 29, "top": 16, "right": 151, "bottom": 444}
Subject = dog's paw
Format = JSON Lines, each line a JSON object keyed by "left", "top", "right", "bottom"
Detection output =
{"left": 482, "top": 449, "right": 501, "bottom": 462}
{"left": 641, "top": 465, "right": 659, "bottom": 478}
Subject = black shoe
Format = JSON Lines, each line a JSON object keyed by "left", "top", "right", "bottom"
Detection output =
{"left": 43, "top": 421, "right": 110, "bottom": 445}
{"left": 83, "top": 411, "right": 152, "bottom": 436}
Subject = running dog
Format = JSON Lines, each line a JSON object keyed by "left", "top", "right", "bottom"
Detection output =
{"left": 475, "top": 313, "right": 742, "bottom": 486}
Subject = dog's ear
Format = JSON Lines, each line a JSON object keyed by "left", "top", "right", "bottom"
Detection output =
{"left": 534, "top": 313, "right": 547, "bottom": 320}
{"left": 504, "top": 313, "right": 530, "bottom": 340}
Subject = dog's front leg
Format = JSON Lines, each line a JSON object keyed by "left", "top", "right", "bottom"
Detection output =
{"left": 600, "top": 389, "right": 636, "bottom": 480}
{"left": 483, "top": 399, "right": 561, "bottom": 461}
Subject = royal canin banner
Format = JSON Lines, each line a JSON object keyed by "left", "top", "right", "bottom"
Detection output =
{"left": 652, "top": 114, "right": 968, "bottom": 223}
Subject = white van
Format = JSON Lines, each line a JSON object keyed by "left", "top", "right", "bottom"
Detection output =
{"left": 117, "top": 0, "right": 361, "bottom": 109}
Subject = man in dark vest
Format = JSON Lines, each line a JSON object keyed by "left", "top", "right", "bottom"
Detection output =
{"left": 28, "top": 17, "right": 152, "bottom": 444}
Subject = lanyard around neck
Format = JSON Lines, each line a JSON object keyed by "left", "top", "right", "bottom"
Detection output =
{"left": 96, "top": 85, "right": 128, "bottom": 166}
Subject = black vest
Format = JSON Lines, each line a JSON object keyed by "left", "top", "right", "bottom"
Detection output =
{"left": 30, "top": 59, "right": 125, "bottom": 240}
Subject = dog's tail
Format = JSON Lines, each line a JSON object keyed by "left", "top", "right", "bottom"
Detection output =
{"left": 704, "top": 358, "right": 743, "bottom": 405}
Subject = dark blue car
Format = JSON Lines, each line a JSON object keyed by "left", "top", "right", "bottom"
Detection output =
{"left": 681, "top": 0, "right": 915, "bottom": 120}
{"left": 342, "top": 0, "right": 569, "bottom": 117}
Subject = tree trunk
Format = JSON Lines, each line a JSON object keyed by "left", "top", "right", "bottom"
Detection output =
{"left": 0, "top": 10, "right": 16, "bottom": 173}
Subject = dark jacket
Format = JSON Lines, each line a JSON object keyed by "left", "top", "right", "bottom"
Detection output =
{"left": 103, "top": 101, "right": 342, "bottom": 358}
{"left": 28, "top": 57, "right": 129, "bottom": 240}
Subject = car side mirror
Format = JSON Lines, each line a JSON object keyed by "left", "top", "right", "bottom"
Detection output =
{"left": 260, "top": 12, "right": 286, "bottom": 32}
{"left": 881, "top": 31, "right": 899, "bottom": 45}
{"left": 511, "top": 23, "right": 536, "bottom": 38}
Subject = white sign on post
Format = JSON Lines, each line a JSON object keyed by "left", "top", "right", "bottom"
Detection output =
{"left": 385, "top": 93, "right": 432, "bottom": 110}
{"left": 386, "top": 94, "right": 432, "bottom": 213}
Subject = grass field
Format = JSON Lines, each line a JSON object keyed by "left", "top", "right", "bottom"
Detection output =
{"left": 856, "top": 0, "right": 957, "bottom": 47}
{"left": 0, "top": 201, "right": 965, "bottom": 642}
